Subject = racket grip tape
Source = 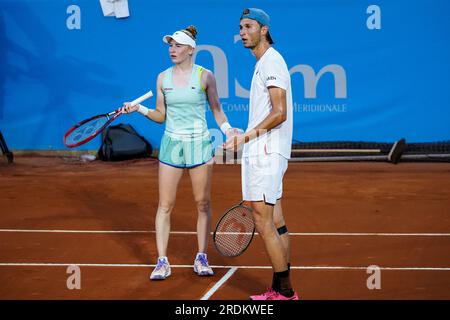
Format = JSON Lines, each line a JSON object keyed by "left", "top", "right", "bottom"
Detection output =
{"left": 130, "top": 90, "right": 153, "bottom": 107}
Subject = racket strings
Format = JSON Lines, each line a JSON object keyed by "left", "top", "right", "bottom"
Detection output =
{"left": 65, "top": 117, "right": 108, "bottom": 145}
{"left": 214, "top": 206, "right": 254, "bottom": 257}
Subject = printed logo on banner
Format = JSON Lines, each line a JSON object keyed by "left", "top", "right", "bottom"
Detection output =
{"left": 290, "top": 64, "right": 348, "bottom": 113}
{"left": 193, "top": 36, "right": 348, "bottom": 114}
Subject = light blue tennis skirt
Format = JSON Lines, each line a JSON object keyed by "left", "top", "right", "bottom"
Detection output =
{"left": 158, "top": 132, "right": 214, "bottom": 168}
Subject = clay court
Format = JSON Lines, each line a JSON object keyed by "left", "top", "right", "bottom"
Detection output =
{"left": 1, "top": 156, "right": 449, "bottom": 300}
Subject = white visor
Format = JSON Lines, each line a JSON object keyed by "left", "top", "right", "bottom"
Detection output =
{"left": 162, "top": 31, "right": 196, "bottom": 48}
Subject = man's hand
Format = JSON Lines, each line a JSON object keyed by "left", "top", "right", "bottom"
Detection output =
{"left": 223, "top": 133, "right": 246, "bottom": 151}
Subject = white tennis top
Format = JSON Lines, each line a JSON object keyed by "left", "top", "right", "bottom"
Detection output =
{"left": 243, "top": 47, "right": 293, "bottom": 159}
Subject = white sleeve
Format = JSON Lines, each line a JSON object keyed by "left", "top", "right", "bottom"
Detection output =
{"left": 260, "top": 57, "right": 289, "bottom": 91}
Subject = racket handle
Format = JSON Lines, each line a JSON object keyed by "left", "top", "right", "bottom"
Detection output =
{"left": 130, "top": 90, "right": 154, "bottom": 107}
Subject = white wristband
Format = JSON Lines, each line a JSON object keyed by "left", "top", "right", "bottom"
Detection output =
{"left": 220, "top": 122, "right": 232, "bottom": 134}
{"left": 137, "top": 104, "right": 149, "bottom": 116}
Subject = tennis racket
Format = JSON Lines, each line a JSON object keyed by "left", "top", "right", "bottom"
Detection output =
{"left": 63, "top": 90, "right": 153, "bottom": 148}
{"left": 213, "top": 201, "right": 255, "bottom": 257}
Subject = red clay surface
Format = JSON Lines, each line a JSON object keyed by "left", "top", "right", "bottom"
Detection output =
{"left": 0, "top": 156, "right": 449, "bottom": 299}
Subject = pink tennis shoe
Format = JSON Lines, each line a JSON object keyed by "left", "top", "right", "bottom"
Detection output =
{"left": 250, "top": 288, "right": 299, "bottom": 300}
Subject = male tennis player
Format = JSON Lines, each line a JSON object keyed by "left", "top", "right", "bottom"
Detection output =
{"left": 224, "top": 8, "right": 298, "bottom": 300}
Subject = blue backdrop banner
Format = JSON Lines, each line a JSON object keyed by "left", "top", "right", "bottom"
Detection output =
{"left": 1, "top": 0, "right": 449, "bottom": 150}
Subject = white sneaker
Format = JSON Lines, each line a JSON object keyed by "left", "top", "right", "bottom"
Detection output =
{"left": 150, "top": 256, "right": 171, "bottom": 280}
{"left": 193, "top": 253, "right": 214, "bottom": 276}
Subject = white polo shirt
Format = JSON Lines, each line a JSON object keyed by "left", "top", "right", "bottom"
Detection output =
{"left": 243, "top": 47, "right": 293, "bottom": 159}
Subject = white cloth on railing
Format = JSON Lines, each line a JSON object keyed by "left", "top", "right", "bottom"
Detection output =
{"left": 99, "top": 0, "right": 129, "bottom": 18}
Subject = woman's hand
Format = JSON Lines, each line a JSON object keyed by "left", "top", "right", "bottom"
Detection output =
{"left": 121, "top": 102, "right": 140, "bottom": 114}
{"left": 225, "top": 128, "right": 244, "bottom": 140}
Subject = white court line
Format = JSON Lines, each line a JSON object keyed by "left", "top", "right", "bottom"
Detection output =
{"left": 1, "top": 229, "right": 449, "bottom": 237}
{"left": 0, "top": 263, "right": 449, "bottom": 271}
{"left": 201, "top": 267, "right": 238, "bottom": 300}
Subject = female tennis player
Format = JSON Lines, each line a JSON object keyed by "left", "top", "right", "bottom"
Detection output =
{"left": 122, "top": 25, "right": 237, "bottom": 280}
